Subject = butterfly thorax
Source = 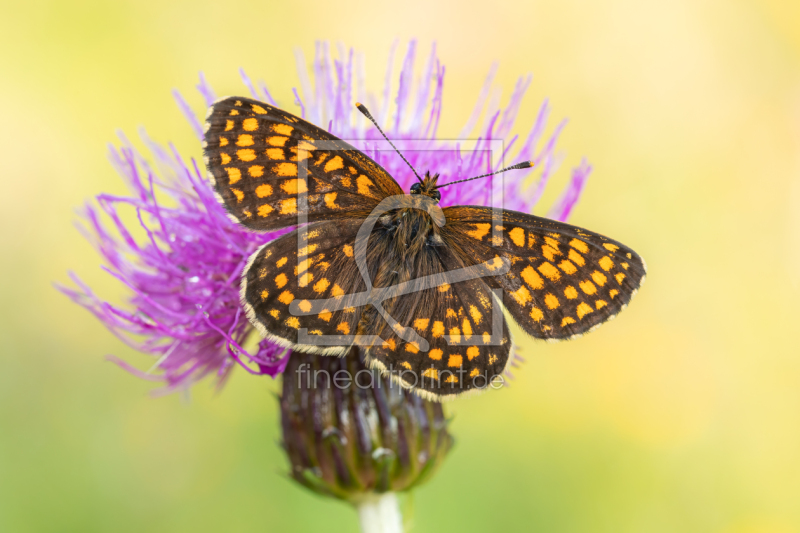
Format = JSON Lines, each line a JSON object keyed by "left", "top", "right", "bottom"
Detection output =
{"left": 409, "top": 172, "right": 441, "bottom": 203}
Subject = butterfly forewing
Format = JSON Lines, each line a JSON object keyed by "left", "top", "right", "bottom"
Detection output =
{"left": 203, "top": 96, "right": 403, "bottom": 231}
{"left": 442, "top": 206, "right": 646, "bottom": 341}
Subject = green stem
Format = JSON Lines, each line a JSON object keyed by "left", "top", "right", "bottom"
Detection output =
{"left": 356, "top": 493, "right": 403, "bottom": 533}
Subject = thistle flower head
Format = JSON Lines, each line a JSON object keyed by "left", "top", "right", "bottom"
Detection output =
{"left": 60, "top": 40, "right": 591, "bottom": 392}
{"left": 281, "top": 347, "right": 453, "bottom": 501}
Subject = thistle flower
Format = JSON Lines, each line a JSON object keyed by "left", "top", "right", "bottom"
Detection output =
{"left": 281, "top": 347, "right": 453, "bottom": 501}
{"left": 60, "top": 40, "right": 590, "bottom": 392}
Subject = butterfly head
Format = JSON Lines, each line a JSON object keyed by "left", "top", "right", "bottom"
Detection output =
{"left": 409, "top": 172, "right": 441, "bottom": 202}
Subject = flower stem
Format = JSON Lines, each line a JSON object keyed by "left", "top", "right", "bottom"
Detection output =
{"left": 357, "top": 493, "right": 403, "bottom": 533}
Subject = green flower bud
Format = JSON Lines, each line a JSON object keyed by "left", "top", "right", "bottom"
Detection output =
{"left": 280, "top": 347, "right": 454, "bottom": 503}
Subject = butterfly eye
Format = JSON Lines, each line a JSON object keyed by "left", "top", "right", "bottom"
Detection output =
{"left": 432, "top": 190, "right": 441, "bottom": 202}
{"left": 410, "top": 183, "right": 422, "bottom": 194}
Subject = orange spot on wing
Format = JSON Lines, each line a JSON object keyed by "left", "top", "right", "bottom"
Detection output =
{"left": 337, "top": 322, "right": 350, "bottom": 335}
{"left": 280, "top": 198, "right": 297, "bottom": 214}
{"left": 421, "top": 368, "right": 439, "bottom": 380}
{"left": 448, "top": 355, "right": 463, "bottom": 368}
{"left": 414, "top": 319, "right": 429, "bottom": 331}
{"left": 324, "top": 192, "right": 339, "bottom": 208}
{"left": 266, "top": 148, "right": 284, "bottom": 160}
{"left": 570, "top": 239, "right": 589, "bottom": 253}
{"left": 561, "top": 317, "right": 576, "bottom": 326}
{"left": 564, "top": 286, "right": 578, "bottom": 299}
{"left": 275, "top": 273, "right": 287, "bottom": 288}
{"left": 256, "top": 184, "right": 272, "bottom": 197}
{"left": 432, "top": 321, "right": 445, "bottom": 338}
{"left": 466, "top": 223, "right": 491, "bottom": 240}
{"left": 591, "top": 271, "right": 607, "bottom": 286}
{"left": 267, "top": 136, "right": 287, "bottom": 147}
{"left": 274, "top": 162, "right": 297, "bottom": 177}
{"left": 469, "top": 305, "right": 482, "bottom": 325}
{"left": 220, "top": 153, "right": 231, "bottom": 165}
{"left": 542, "top": 244, "right": 561, "bottom": 261}
{"left": 521, "top": 265, "right": 544, "bottom": 289}
{"left": 579, "top": 280, "right": 597, "bottom": 295}
{"left": 568, "top": 248, "right": 585, "bottom": 266}
{"left": 508, "top": 227, "right": 525, "bottom": 247}
{"left": 511, "top": 286, "right": 532, "bottom": 306}
{"left": 559, "top": 260, "right": 577, "bottom": 274}
{"left": 467, "top": 346, "right": 480, "bottom": 360}
{"left": 599, "top": 256, "right": 614, "bottom": 271}
{"left": 278, "top": 291, "right": 294, "bottom": 304}
{"left": 281, "top": 178, "right": 307, "bottom": 194}
{"left": 343, "top": 244, "right": 353, "bottom": 257}
{"left": 236, "top": 134, "right": 254, "bottom": 146}
{"left": 324, "top": 155, "right": 344, "bottom": 172}
{"left": 429, "top": 349, "right": 443, "bottom": 360}
{"left": 257, "top": 204, "right": 273, "bottom": 217}
{"left": 272, "top": 123, "right": 293, "bottom": 135}
{"left": 242, "top": 118, "right": 258, "bottom": 131}
{"left": 382, "top": 338, "right": 396, "bottom": 350}
{"left": 356, "top": 175, "right": 375, "bottom": 195}
{"left": 313, "top": 279, "right": 329, "bottom": 293}
{"left": 252, "top": 104, "right": 268, "bottom": 114}
{"left": 237, "top": 149, "right": 256, "bottom": 162}
{"left": 537, "top": 261, "right": 560, "bottom": 281}
{"left": 249, "top": 165, "right": 264, "bottom": 177}
{"left": 576, "top": 302, "right": 593, "bottom": 319}
{"left": 226, "top": 167, "right": 241, "bottom": 184}
{"left": 462, "top": 318, "right": 473, "bottom": 339}
{"left": 544, "top": 293, "right": 560, "bottom": 309}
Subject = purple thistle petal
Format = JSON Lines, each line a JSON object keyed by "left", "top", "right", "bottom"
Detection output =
{"left": 547, "top": 159, "right": 592, "bottom": 222}
{"left": 239, "top": 68, "right": 260, "bottom": 99}
{"left": 196, "top": 72, "right": 217, "bottom": 106}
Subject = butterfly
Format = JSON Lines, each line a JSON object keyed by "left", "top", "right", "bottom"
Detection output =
{"left": 203, "top": 96, "right": 646, "bottom": 400}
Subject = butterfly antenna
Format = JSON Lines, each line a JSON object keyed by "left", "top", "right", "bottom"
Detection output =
{"left": 437, "top": 161, "right": 535, "bottom": 189}
{"left": 355, "top": 102, "right": 423, "bottom": 184}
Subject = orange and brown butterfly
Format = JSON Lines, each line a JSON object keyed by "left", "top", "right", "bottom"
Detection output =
{"left": 203, "top": 96, "right": 646, "bottom": 400}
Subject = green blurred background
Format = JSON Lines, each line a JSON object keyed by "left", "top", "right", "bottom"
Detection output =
{"left": 2, "top": 0, "right": 799, "bottom": 531}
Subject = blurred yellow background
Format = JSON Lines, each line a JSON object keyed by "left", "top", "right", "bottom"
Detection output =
{"left": 1, "top": 0, "right": 799, "bottom": 531}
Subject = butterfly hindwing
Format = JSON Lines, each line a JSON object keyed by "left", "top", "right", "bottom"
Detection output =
{"left": 203, "top": 97, "right": 403, "bottom": 231}
{"left": 364, "top": 243, "right": 512, "bottom": 400}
